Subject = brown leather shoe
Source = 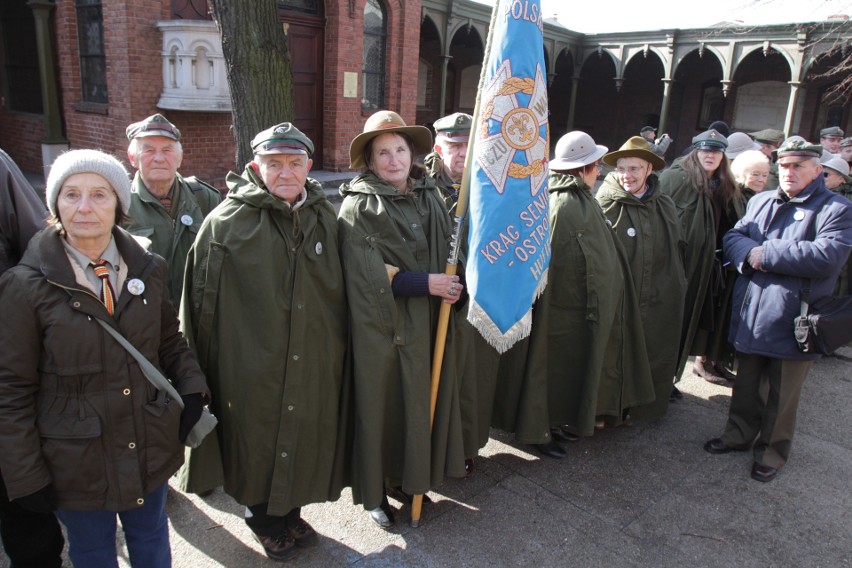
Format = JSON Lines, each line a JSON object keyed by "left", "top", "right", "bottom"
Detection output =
{"left": 253, "top": 531, "right": 300, "bottom": 562}
{"left": 287, "top": 516, "right": 318, "bottom": 548}
{"left": 751, "top": 462, "right": 778, "bottom": 482}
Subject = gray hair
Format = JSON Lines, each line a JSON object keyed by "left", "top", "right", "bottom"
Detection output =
{"left": 730, "top": 150, "right": 770, "bottom": 184}
{"left": 127, "top": 137, "right": 183, "bottom": 159}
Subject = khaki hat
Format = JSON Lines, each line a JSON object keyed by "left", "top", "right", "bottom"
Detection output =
{"left": 434, "top": 113, "right": 473, "bottom": 141}
{"left": 775, "top": 139, "right": 822, "bottom": 163}
{"left": 126, "top": 113, "right": 181, "bottom": 141}
{"left": 349, "top": 111, "right": 433, "bottom": 169}
{"left": 823, "top": 157, "right": 852, "bottom": 182}
{"left": 603, "top": 136, "right": 665, "bottom": 170}
{"left": 251, "top": 122, "right": 314, "bottom": 157}
{"left": 840, "top": 137, "right": 852, "bottom": 148}
{"left": 748, "top": 128, "right": 785, "bottom": 146}
{"left": 725, "top": 132, "right": 761, "bottom": 160}
{"left": 692, "top": 129, "right": 727, "bottom": 151}
{"left": 550, "top": 131, "right": 607, "bottom": 170}
{"left": 820, "top": 126, "right": 844, "bottom": 138}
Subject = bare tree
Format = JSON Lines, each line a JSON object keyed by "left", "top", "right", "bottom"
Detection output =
{"left": 209, "top": 0, "right": 294, "bottom": 169}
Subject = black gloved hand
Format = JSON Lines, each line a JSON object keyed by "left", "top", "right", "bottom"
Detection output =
{"left": 179, "top": 393, "right": 205, "bottom": 443}
{"left": 14, "top": 484, "right": 57, "bottom": 513}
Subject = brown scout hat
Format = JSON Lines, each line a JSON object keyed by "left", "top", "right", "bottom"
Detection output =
{"left": 349, "top": 111, "right": 433, "bottom": 169}
{"left": 603, "top": 136, "right": 665, "bottom": 170}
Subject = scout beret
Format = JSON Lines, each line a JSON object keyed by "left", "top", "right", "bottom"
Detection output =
{"left": 775, "top": 139, "right": 822, "bottom": 161}
{"left": 748, "top": 128, "right": 785, "bottom": 146}
{"left": 434, "top": 113, "right": 473, "bottom": 140}
{"left": 692, "top": 129, "right": 728, "bottom": 151}
{"left": 126, "top": 113, "right": 181, "bottom": 141}
{"left": 251, "top": 122, "right": 314, "bottom": 157}
{"left": 820, "top": 126, "right": 844, "bottom": 138}
{"left": 640, "top": 126, "right": 656, "bottom": 134}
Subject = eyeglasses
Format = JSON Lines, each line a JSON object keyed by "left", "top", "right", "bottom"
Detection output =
{"left": 615, "top": 166, "right": 645, "bottom": 175}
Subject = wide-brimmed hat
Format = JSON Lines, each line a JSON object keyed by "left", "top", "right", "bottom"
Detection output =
{"left": 823, "top": 157, "right": 852, "bottom": 183}
{"left": 349, "top": 111, "right": 433, "bottom": 169}
{"left": 550, "top": 131, "right": 607, "bottom": 170}
{"left": 603, "top": 136, "right": 665, "bottom": 170}
{"left": 725, "top": 132, "right": 761, "bottom": 160}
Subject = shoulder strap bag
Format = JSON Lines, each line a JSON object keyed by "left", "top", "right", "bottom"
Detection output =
{"left": 94, "top": 318, "right": 217, "bottom": 448}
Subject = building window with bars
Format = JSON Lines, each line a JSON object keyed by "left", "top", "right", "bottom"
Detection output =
{"left": 361, "top": 0, "right": 386, "bottom": 111}
{"left": 76, "top": 0, "right": 107, "bottom": 103}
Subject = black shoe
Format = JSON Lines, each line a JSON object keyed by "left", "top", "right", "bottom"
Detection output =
{"left": 703, "top": 438, "right": 747, "bottom": 454}
{"left": 670, "top": 385, "right": 684, "bottom": 401}
{"left": 751, "top": 462, "right": 778, "bottom": 482}
{"left": 712, "top": 363, "right": 737, "bottom": 382}
{"left": 386, "top": 486, "right": 432, "bottom": 506}
{"left": 534, "top": 439, "right": 566, "bottom": 459}
{"left": 367, "top": 496, "right": 395, "bottom": 530}
{"left": 464, "top": 458, "right": 474, "bottom": 478}
{"left": 550, "top": 427, "right": 579, "bottom": 443}
{"left": 253, "top": 532, "right": 300, "bottom": 562}
{"left": 287, "top": 516, "right": 318, "bottom": 548}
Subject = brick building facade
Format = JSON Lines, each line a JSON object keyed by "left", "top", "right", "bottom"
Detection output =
{"left": 1, "top": 1, "right": 849, "bottom": 185}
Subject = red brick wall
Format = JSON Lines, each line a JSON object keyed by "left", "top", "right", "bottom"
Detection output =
{"left": 0, "top": 114, "right": 46, "bottom": 173}
{"left": 50, "top": 0, "right": 234, "bottom": 187}
{"left": 322, "top": 0, "right": 423, "bottom": 171}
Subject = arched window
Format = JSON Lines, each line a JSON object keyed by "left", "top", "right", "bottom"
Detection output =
{"left": 362, "top": 0, "right": 386, "bottom": 110}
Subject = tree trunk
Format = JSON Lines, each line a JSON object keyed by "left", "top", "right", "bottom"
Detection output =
{"left": 209, "top": 0, "right": 294, "bottom": 170}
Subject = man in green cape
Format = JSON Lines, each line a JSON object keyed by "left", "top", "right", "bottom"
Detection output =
{"left": 179, "top": 123, "right": 349, "bottom": 562}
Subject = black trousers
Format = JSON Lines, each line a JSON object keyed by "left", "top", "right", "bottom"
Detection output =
{"left": 0, "top": 470, "right": 64, "bottom": 568}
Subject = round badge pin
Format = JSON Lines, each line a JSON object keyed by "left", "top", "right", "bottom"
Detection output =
{"left": 180, "top": 214, "right": 194, "bottom": 226}
{"left": 127, "top": 279, "right": 146, "bottom": 296}
{"left": 627, "top": 228, "right": 637, "bottom": 237}
{"left": 315, "top": 242, "right": 323, "bottom": 255}
{"left": 793, "top": 210, "right": 805, "bottom": 221}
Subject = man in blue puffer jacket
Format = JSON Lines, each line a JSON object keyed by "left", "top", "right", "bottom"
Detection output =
{"left": 703, "top": 139, "right": 852, "bottom": 482}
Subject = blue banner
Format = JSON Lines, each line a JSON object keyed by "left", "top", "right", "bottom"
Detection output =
{"left": 466, "top": 0, "right": 550, "bottom": 353}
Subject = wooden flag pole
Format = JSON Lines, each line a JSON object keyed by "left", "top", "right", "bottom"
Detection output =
{"left": 410, "top": 1, "right": 499, "bottom": 529}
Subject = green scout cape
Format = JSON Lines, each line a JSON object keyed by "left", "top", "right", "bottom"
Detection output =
{"left": 543, "top": 172, "right": 654, "bottom": 436}
{"left": 597, "top": 172, "right": 687, "bottom": 420}
{"left": 178, "top": 166, "right": 350, "bottom": 516}
{"left": 338, "top": 172, "right": 467, "bottom": 510}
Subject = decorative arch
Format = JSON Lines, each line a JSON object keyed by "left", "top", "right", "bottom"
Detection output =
{"left": 671, "top": 44, "right": 725, "bottom": 78}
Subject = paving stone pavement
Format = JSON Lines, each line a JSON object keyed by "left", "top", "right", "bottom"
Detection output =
{"left": 2, "top": 350, "right": 850, "bottom": 567}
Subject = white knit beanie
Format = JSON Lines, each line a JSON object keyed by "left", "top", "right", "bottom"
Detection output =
{"left": 45, "top": 149, "right": 131, "bottom": 216}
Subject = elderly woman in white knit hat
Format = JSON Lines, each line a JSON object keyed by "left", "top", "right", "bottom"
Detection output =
{"left": 0, "top": 149, "right": 210, "bottom": 567}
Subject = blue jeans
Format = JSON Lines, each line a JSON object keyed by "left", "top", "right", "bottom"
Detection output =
{"left": 55, "top": 483, "right": 171, "bottom": 568}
